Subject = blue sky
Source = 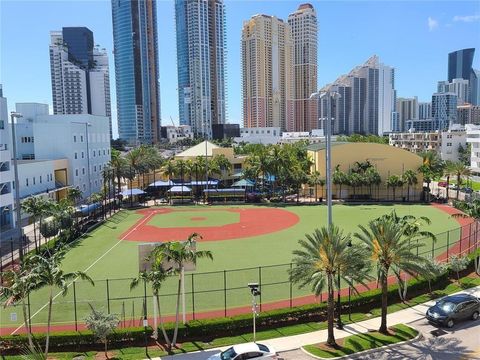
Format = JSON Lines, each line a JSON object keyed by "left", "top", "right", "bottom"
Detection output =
{"left": 1, "top": 0, "right": 479, "bottom": 138}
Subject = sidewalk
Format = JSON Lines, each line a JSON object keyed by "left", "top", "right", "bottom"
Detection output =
{"left": 148, "top": 285, "right": 480, "bottom": 359}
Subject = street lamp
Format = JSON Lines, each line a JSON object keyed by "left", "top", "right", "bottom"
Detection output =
{"left": 309, "top": 90, "right": 341, "bottom": 227}
{"left": 10, "top": 111, "right": 24, "bottom": 257}
{"left": 248, "top": 283, "right": 261, "bottom": 342}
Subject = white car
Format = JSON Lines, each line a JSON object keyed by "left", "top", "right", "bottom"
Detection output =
{"left": 207, "top": 342, "right": 278, "bottom": 360}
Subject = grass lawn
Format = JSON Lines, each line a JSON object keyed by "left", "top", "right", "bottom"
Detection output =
{"left": 147, "top": 209, "right": 240, "bottom": 228}
{"left": 0, "top": 204, "right": 460, "bottom": 330}
{"left": 303, "top": 324, "right": 418, "bottom": 358}
{"left": 4, "top": 276, "right": 479, "bottom": 360}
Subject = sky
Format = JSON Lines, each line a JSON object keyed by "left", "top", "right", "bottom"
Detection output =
{"left": 1, "top": 0, "right": 480, "bottom": 139}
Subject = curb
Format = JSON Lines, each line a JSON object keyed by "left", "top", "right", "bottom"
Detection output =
{"left": 300, "top": 330, "right": 423, "bottom": 360}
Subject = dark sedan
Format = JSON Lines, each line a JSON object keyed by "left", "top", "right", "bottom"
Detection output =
{"left": 426, "top": 293, "right": 480, "bottom": 328}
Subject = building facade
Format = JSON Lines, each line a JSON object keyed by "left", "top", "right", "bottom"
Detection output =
{"left": 457, "top": 104, "right": 480, "bottom": 125}
{"left": 288, "top": 3, "right": 318, "bottom": 132}
{"left": 438, "top": 78, "right": 470, "bottom": 105}
{"left": 419, "top": 102, "right": 432, "bottom": 120}
{"left": 432, "top": 92, "right": 458, "bottom": 130}
{"left": 175, "top": 0, "right": 227, "bottom": 139}
{"left": 396, "top": 97, "right": 418, "bottom": 132}
{"left": 160, "top": 125, "right": 194, "bottom": 143}
{"left": 0, "top": 85, "right": 15, "bottom": 236}
{"left": 49, "top": 27, "right": 112, "bottom": 137}
{"left": 242, "top": 14, "right": 294, "bottom": 131}
{"left": 447, "top": 48, "right": 478, "bottom": 105}
{"left": 112, "top": 0, "right": 161, "bottom": 144}
{"left": 466, "top": 124, "right": 480, "bottom": 174}
{"left": 319, "top": 56, "right": 396, "bottom": 136}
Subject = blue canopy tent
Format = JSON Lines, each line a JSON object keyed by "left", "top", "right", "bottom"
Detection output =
{"left": 120, "top": 188, "right": 146, "bottom": 197}
{"left": 232, "top": 179, "right": 255, "bottom": 189}
{"left": 203, "top": 188, "right": 245, "bottom": 203}
{"left": 76, "top": 203, "right": 101, "bottom": 216}
{"left": 168, "top": 185, "right": 193, "bottom": 204}
{"left": 148, "top": 180, "right": 177, "bottom": 187}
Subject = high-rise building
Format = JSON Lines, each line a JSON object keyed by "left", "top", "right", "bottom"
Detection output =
{"left": 396, "top": 97, "right": 419, "bottom": 132}
{"left": 175, "top": 0, "right": 227, "bottom": 139}
{"left": 447, "top": 48, "right": 479, "bottom": 105}
{"left": 49, "top": 27, "right": 112, "bottom": 137}
{"left": 419, "top": 102, "right": 431, "bottom": 120}
{"left": 112, "top": 0, "right": 161, "bottom": 144}
{"left": 288, "top": 3, "right": 318, "bottom": 132}
{"left": 242, "top": 14, "right": 293, "bottom": 131}
{"left": 448, "top": 48, "right": 475, "bottom": 82}
{"left": 432, "top": 92, "right": 458, "bottom": 130}
{"left": 319, "top": 56, "right": 395, "bottom": 136}
{"left": 438, "top": 78, "right": 470, "bottom": 105}
{"left": 457, "top": 104, "right": 480, "bottom": 125}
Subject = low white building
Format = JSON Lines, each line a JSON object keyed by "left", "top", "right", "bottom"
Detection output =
{"left": 234, "top": 127, "right": 281, "bottom": 145}
{"left": 13, "top": 103, "right": 111, "bottom": 198}
{"left": 160, "top": 125, "right": 193, "bottom": 143}
{"left": 466, "top": 124, "right": 480, "bottom": 174}
{"left": 439, "top": 125, "right": 467, "bottom": 162}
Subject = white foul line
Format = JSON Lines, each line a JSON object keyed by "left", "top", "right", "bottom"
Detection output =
{"left": 11, "top": 210, "right": 157, "bottom": 334}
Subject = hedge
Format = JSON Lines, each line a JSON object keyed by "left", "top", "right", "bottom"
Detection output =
{"left": 2, "top": 249, "right": 479, "bottom": 352}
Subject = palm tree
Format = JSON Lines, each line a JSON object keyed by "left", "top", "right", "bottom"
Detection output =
{"left": 130, "top": 264, "right": 170, "bottom": 346}
{"left": 447, "top": 161, "right": 471, "bottom": 200}
{"left": 333, "top": 165, "right": 348, "bottom": 199}
{"left": 365, "top": 167, "right": 381, "bottom": 200}
{"left": 0, "top": 262, "right": 37, "bottom": 352}
{"left": 308, "top": 171, "right": 324, "bottom": 201}
{"left": 29, "top": 246, "right": 94, "bottom": 358}
{"left": 348, "top": 172, "right": 364, "bottom": 199}
{"left": 289, "top": 226, "right": 372, "bottom": 347}
{"left": 149, "top": 233, "right": 212, "bottom": 350}
{"left": 386, "top": 175, "right": 404, "bottom": 201}
{"left": 66, "top": 187, "right": 83, "bottom": 206}
{"left": 109, "top": 149, "right": 127, "bottom": 194}
{"left": 354, "top": 213, "right": 430, "bottom": 334}
{"left": 162, "top": 159, "right": 176, "bottom": 183}
{"left": 212, "top": 154, "right": 231, "bottom": 179}
{"left": 419, "top": 151, "right": 444, "bottom": 199}
{"left": 402, "top": 170, "right": 417, "bottom": 202}
{"left": 21, "top": 196, "right": 48, "bottom": 251}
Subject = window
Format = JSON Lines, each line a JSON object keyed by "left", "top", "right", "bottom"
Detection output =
{"left": 82, "top": 168, "right": 85, "bottom": 175}
{"left": 94, "top": 165, "right": 96, "bottom": 172}
{"left": 33, "top": 177, "right": 35, "bottom": 185}
{"left": 74, "top": 152, "right": 78, "bottom": 159}
{"left": 40, "top": 175, "right": 42, "bottom": 183}
{"left": 74, "top": 135, "right": 77, "bottom": 142}
{"left": 75, "top": 169, "right": 79, "bottom": 176}
{"left": 26, "top": 178, "right": 29, "bottom": 186}
{"left": 82, "top": 151, "right": 84, "bottom": 159}
{"left": 80, "top": 135, "right": 84, "bottom": 142}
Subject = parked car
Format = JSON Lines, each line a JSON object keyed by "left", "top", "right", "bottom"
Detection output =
{"left": 438, "top": 181, "right": 448, "bottom": 187}
{"left": 426, "top": 293, "right": 480, "bottom": 328}
{"left": 207, "top": 343, "right": 278, "bottom": 360}
{"left": 449, "top": 184, "right": 459, "bottom": 190}
{"left": 462, "top": 187, "right": 473, "bottom": 194}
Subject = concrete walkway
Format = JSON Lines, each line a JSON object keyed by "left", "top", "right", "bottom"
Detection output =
{"left": 148, "top": 285, "right": 480, "bottom": 359}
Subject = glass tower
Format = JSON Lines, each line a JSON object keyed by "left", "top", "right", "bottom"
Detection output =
{"left": 448, "top": 48, "right": 474, "bottom": 82}
{"left": 112, "top": 0, "right": 161, "bottom": 144}
{"left": 175, "top": 0, "right": 226, "bottom": 138}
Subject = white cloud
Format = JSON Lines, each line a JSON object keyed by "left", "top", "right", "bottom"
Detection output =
{"left": 453, "top": 15, "right": 480, "bottom": 22}
{"left": 428, "top": 17, "right": 439, "bottom": 31}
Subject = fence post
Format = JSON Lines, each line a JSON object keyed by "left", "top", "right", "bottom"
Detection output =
{"left": 431, "top": 239, "right": 435, "bottom": 258}
{"left": 289, "top": 263, "right": 293, "bottom": 308}
{"left": 258, "top": 266, "right": 262, "bottom": 312}
{"left": 460, "top": 226, "right": 463, "bottom": 255}
{"left": 106, "top": 279, "right": 110, "bottom": 314}
{"left": 469, "top": 222, "right": 473, "bottom": 254}
{"left": 143, "top": 278, "right": 147, "bottom": 319}
{"left": 191, "top": 273, "right": 195, "bottom": 321}
{"left": 10, "top": 240, "right": 14, "bottom": 265}
{"left": 446, "top": 231, "right": 450, "bottom": 262}
{"left": 27, "top": 292, "right": 32, "bottom": 333}
{"left": 223, "top": 270, "right": 227, "bottom": 317}
{"left": 73, "top": 281, "right": 78, "bottom": 331}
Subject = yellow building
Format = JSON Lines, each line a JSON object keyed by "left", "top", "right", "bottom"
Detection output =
{"left": 307, "top": 142, "right": 424, "bottom": 201}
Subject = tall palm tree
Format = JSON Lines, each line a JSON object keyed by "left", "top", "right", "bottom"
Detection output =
{"left": 29, "top": 246, "right": 94, "bottom": 358}
{"left": 308, "top": 171, "right": 323, "bottom": 201}
{"left": 365, "top": 167, "right": 381, "bottom": 200}
{"left": 162, "top": 159, "right": 176, "bottom": 183}
{"left": 289, "top": 226, "right": 372, "bottom": 347}
{"left": 419, "top": 151, "right": 444, "bottom": 198}
{"left": 402, "top": 170, "right": 417, "bottom": 202}
{"left": 212, "top": 154, "right": 231, "bottom": 179}
{"left": 66, "top": 187, "right": 83, "bottom": 206}
{"left": 447, "top": 161, "right": 471, "bottom": 200}
{"left": 108, "top": 149, "right": 127, "bottom": 194}
{"left": 21, "top": 196, "right": 48, "bottom": 251}
{"left": 130, "top": 264, "right": 170, "bottom": 346}
{"left": 149, "top": 233, "right": 212, "bottom": 349}
{"left": 354, "top": 213, "right": 430, "bottom": 334}
{"left": 333, "top": 165, "right": 348, "bottom": 199}
{"left": 386, "top": 175, "right": 404, "bottom": 201}
{"left": 0, "top": 262, "right": 37, "bottom": 352}
{"left": 348, "top": 172, "right": 364, "bottom": 199}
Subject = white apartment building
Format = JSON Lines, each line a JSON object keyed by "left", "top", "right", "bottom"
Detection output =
{"left": 234, "top": 127, "right": 282, "bottom": 144}
{"left": 12, "top": 103, "right": 110, "bottom": 199}
{"left": 389, "top": 125, "right": 466, "bottom": 162}
{"left": 160, "top": 125, "right": 194, "bottom": 143}
{"left": 0, "top": 85, "right": 15, "bottom": 237}
{"left": 466, "top": 124, "right": 480, "bottom": 174}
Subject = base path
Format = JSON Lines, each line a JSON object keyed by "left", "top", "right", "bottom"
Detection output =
{"left": 120, "top": 207, "right": 300, "bottom": 242}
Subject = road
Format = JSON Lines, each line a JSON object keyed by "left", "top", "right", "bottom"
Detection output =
{"left": 359, "top": 318, "right": 480, "bottom": 360}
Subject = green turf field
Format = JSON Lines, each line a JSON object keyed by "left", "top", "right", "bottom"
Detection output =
{"left": 0, "top": 204, "right": 461, "bottom": 332}
{"left": 147, "top": 209, "right": 240, "bottom": 228}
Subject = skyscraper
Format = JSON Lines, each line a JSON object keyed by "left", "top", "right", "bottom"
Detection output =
{"left": 432, "top": 92, "right": 458, "bottom": 130}
{"left": 437, "top": 78, "right": 470, "bottom": 105}
{"left": 242, "top": 14, "right": 293, "bottom": 131}
{"left": 419, "top": 102, "right": 432, "bottom": 120}
{"left": 288, "top": 3, "right": 318, "bottom": 132}
{"left": 112, "top": 0, "right": 161, "bottom": 144}
{"left": 49, "top": 27, "right": 112, "bottom": 137}
{"left": 175, "top": 0, "right": 227, "bottom": 139}
{"left": 396, "top": 97, "right": 419, "bottom": 132}
{"left": 448, "top": 48, "right": 474, "bottom": 82}
{"left": 319, "top": 56, "right": 396, "bottom": 135}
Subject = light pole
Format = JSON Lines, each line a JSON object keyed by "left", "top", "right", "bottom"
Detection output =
{"left": 10, "top": 112, "right": 24, "bottom": 256}
{"left": 248, "top": 283, "right": 261, "bottom": 342}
